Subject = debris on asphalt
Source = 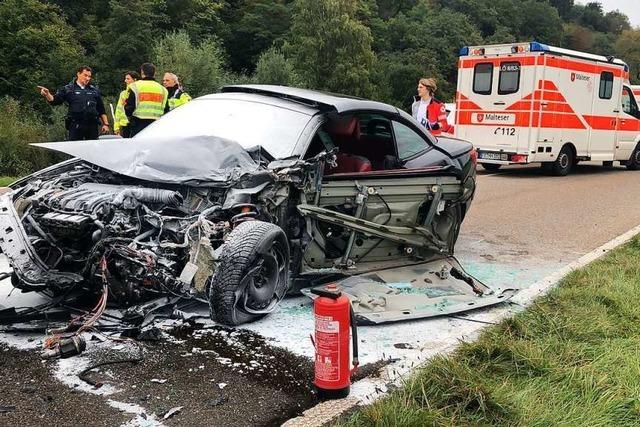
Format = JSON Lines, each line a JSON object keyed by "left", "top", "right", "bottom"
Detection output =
{"left": 150, "top": 378, "right": 167, "bottom": 384}
{"left": 163, "top": 405, "right": 183, "bottom": 419}
{"left": 206, "top": 396, "right": 228, "bottom": 407}
{"left": 393, "top": 343, "right": 415, "bottom": 349}
{"left": 41, "top": 335, "right": 86, "bottom": 359}
{"left": 0, "top": 404, "right": 16, "bottom": 413}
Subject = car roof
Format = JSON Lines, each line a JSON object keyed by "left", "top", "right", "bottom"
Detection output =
{"left": 218, "top": 84, "right": 400, "bottom": 115}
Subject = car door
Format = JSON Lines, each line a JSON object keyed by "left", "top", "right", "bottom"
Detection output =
{"left": 615, "top": 86, "right": 640, "bottom": 160}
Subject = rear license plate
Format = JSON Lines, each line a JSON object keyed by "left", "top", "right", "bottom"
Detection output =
{"left": 479, "top": 152, "right": 509, "bottom": 161}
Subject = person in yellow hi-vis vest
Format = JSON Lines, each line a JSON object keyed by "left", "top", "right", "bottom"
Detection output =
{"left": 162, "top": 72, "right": 192, "bottom": 111}
{"left": 124, "top": 63, "right": 169, "bottom": 137}
{"left": 114, "top": 71, "right": 139, "bottom": 137}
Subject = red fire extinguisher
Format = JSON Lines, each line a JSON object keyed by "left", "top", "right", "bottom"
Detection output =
{"left": 311, "top": 283, "right": 359, "bottom": 399}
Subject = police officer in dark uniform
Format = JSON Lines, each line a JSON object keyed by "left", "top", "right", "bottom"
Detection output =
{"left": 38, "top": 66, "right": 110, "bottom": 140}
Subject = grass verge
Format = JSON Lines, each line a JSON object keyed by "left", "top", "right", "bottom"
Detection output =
{"left": 0, "top": 176, "right": 18, "bottom": 187}
{"left": 344, "top": 237, "right": 640, "bottom": 426}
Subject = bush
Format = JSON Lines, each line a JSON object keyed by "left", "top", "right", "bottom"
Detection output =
{"left": 0, "top": 96, "right": 66, "bottom": 176}
{"left": 152, "top": 30, "right": 229, "bottom": 97}
{"left": 253, "top": 48, "right": 303, "bottom": 86}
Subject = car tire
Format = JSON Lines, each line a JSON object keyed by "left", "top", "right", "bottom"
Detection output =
{"left": 626, "top": 145, "right": 640, "bottom": 170}
{"left": 551, "top": 146, "right": 573, "bottom": 176}
{"left": 481, "top": 163, "right": 501, "bottom": 172}
{"left": 208, "top": 220, "right": 290, "bottom": 326}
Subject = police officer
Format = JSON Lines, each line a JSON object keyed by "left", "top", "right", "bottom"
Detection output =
{"left": 114, "top": 71, "right": 139, "bottom": 137}
{"left": 162, "top": 72, "right": 192, "bottom": 111}
{"left": 124, "top": 63, "right": 169, "bottom": 137}
{"left": 411, "top": 77, "right": 453, "bottom": 136}
{"left": 38, "top": 66, "right": 109, "bottom": 140}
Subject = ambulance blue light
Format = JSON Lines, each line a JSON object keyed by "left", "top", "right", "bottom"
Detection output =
{"left": 459, "top": 47, "right": 469, "bottom": 56}
{"left": 530, "top": 42, "right": 550, "bottom": 52}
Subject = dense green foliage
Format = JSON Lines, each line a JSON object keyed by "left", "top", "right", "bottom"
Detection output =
{"left": 0, "top": 0, "right": 638, "bottom": 176}
{"left": 345, "top": 237, "right": 640, "bottom": 426}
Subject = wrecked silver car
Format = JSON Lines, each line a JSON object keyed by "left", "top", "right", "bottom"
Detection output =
{"left": 0, "top": 85, "right": 514, "bottom": 326}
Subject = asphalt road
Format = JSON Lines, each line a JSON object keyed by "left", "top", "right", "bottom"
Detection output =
{"left": 2, "top": 162, "right": 640, "bottom": 426}
{"left": 462, "top": 162, "right": 640, "bottom": 261}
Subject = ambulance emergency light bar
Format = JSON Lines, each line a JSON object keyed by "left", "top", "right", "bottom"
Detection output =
{"left": 458, "top": 42, "right": 548, "bottom": 57}
{"left": 459, "top": 42, "right": 628, "bottom": 71}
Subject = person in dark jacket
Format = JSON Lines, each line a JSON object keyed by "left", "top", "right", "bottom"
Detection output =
{"left": 162, "top": 72, "right": 192, "bottom": 110}
{"left": 38, "top": 66, "right": 109, "bottom": 140}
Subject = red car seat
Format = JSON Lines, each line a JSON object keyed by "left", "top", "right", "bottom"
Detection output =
{"left": 324, "top": 116, "right": 372, "bottom": 174}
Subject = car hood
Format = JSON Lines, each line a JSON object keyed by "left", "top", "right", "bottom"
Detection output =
{"left": 434, "top": 136, "right": 473, "bottom": 158}
{"left": 33, "top": 135, "right": 259, "bottom": 186}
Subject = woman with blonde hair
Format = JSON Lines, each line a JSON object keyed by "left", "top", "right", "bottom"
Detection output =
{"left": 411, "top": 77, "right": 453, "bottom": 136}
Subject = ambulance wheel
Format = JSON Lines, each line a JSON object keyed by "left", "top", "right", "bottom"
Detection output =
{"left": 626, "top": 145, "right": 640, "bottom": 170}
{"left": 208, "top": 220, "right": 290, "bottom": 326}
{"left": 481, "top": 163, "right": 501, "bottom": 172}
{"left": 551, "top": 146, "right": 573, "bottom": 176}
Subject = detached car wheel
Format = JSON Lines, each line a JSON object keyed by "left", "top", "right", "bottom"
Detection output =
{"left": 626, "top": 145, "right": 640, "bottom": 170}
{"left": 480, "top": 163, "right": 501, "bottom": 172}
{"left": 208, "top": 220, "right": 290, "bottom": 326}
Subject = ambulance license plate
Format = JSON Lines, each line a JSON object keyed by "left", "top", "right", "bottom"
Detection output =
{"left": 479, "top": 152, "right": 508, "bottom": 161}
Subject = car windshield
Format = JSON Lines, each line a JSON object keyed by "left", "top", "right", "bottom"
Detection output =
{"left": 136, "top": 97, "right": 312, "bottom": 159}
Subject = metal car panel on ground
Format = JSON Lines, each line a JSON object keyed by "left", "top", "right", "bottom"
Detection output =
{"left": 302, "top": 257, "right": 517, "bottom": 324}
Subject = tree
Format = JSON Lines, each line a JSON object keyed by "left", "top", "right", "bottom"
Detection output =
{"left": 370, "top": 3, "right": 481, "bottom": 104}
{"left": 285, "top": 0, "right": 375, "bottom": 97}
{"left": 152, "top": 31, "right": 228, "bottom": 96}
{"left": 549, "top": 0, "right": 574, "bottom": 20}
{"left": 615, "top": 30, "right": 640, "bottom": 84}
{"left": 563, "top": 23, "right": 593, "bottom": 52}
{"left": 577, "top": 2, "right": 608, "bottom": 33}
{"left": 223, "top": 0, "right": 291, "bottom": 73}
{"left": 165, "top": 0, "right": 227, "bottom": 44}
{"left": 519, "top": 0, "right": 564, "bottom": 45}
{"left": 0, "top": 0, "right": 84, "bottom": 113}
{"left": 93, "top": 0, "right": 169, "bottom": 95}
{"left": 603, "top": 11, "right": 630, "bottom": 36}
{"left": 253, "top": 48, "right": 302, "bottom": 86}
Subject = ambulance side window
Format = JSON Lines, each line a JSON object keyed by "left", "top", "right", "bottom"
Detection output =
{"left": 599, "top": 72, "right": 614, "bottom": 99}
{"left": 473, "top": 63, "right": 493, "bottom": 95}
{"left": 498, "top": 62, "right": 520, "bottom": 95}
{"left": 622, "top": 87, "right": 639, "bottom": 118}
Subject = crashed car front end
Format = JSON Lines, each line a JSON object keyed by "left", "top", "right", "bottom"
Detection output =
{"left": 0, "top": 136, "right": 313, "bottom": 324}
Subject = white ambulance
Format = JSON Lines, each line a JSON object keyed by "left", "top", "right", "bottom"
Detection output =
{"left": 455, "top": 42, "right": 640, "bottom": 175}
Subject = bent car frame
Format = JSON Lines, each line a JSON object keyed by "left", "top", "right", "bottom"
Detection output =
{"left": 0, "top": 85, "right": 515, "bottom": 326}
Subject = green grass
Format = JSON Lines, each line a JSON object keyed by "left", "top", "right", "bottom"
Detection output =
{"left": 344, "top": 237, "right": 640, "bottom": 426}
{"left": 0, "top": 176, "right": 18, "bottom": 186}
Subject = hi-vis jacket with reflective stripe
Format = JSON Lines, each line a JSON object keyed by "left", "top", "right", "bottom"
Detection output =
{"left": 129, "top": 80, "right": 168, "bottom": 120}
{"left": 168, "top": 88, "right": 192, "bottom": 111}
{"left": 114, "top": 89, "right": 129, "bottom": 133}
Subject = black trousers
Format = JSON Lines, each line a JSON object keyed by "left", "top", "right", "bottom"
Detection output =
{"left": 127, "top": 118, "right": 155, "bottom": 137}
{"left": 67, "top": 120, "right": 99, "bottom": 141}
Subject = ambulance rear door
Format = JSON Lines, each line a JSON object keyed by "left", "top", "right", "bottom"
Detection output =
{"left": 588, "top": 69, "right": 621, "bottom": 160}
{"left": 472, "top": 55, "right": 536, "bottom": 162}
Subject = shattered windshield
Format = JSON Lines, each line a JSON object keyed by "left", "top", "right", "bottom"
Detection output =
{"left": 136, "top": 97, "right": 313, "bottom": 159}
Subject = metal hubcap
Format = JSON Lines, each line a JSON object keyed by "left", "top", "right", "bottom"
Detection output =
{"left": 238, "top": 240, "right": 287, "bottom": 314}
{"left": 559, "top": 153, "right": 569, "bottom": 169}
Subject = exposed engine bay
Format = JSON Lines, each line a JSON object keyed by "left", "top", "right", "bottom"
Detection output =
{"left": 0, "top": 153, "right": 309, "bottom": 323}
